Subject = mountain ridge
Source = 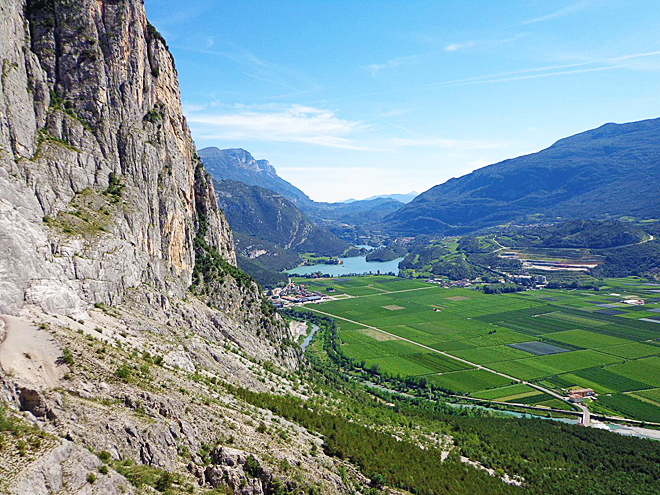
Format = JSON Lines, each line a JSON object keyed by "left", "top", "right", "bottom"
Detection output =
{"left": 386, "top": 117, "right": 660, "bottom": 235}
{"left": 342, "top": 191, "right": 418, "bottom": 204}
{"left": 213, "top": 179, "right": 350, "bottom": 279}
{"left": 199, "top": 147, "right": 311, "bottom": 204}
{"left": 200, "top": 147, "right": 411, "bottom": 241}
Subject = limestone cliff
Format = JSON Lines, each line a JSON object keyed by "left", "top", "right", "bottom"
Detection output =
{"left": 0, "top": 0, "right": 236, "bottom": 317}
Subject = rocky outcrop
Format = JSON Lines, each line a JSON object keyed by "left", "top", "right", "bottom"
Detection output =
{"left": 8, "top": 441, "right": 135, "bottom": 495}
{"left": 195, "top": 446, "right": 298, "bottom": 495}
{"left": 199, "top": 147, "right": 311, "bottom": 205}
{"left": 0, "top": 0, "right": 296, "bottom": 359}
{"left": 0, "top": 303, "right": 347, "bottom": 493}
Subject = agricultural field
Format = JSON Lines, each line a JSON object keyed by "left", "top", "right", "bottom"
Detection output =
{"left": 293, "top": 275, "right": 429, "bottom": 297}
{"left": 301, "top": 274, "right": 660, "bottom": 422}
{"left": 472, "top": 383, "right": 535, "bottom": 400}
{"left": 594, "top": 394, "right": 660, "bottom": 423}
{"left": 634, "top": 388, "right": 660, "bottom": 403}
{"left": 426, "top": 369, "right": 513, "bottom": 394}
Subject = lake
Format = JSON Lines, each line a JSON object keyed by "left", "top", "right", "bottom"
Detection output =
{"left": 285, "top": 255, "right": 403, "bottom": 276}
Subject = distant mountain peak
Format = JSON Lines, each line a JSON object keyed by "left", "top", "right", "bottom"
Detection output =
{"left": 198, "top": 147, "right": 309, "bottom": 203}
{"left": 342, "top": 191, "right": 418, "bottom": 204}
{"left": 199, "top": 147, "right": 278, "bottom": 177}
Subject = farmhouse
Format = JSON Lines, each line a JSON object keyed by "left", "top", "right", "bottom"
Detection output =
{"left": 569, "top": 388, "right": 594, "bottom": 401}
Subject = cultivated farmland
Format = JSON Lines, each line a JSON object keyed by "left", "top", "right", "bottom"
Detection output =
{"left": 296, "top": 275, "right": 660, "bottom": 422}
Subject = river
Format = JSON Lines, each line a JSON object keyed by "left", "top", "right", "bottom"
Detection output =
{"left": 286, "top": 255, "right": 404, "bottom": 276}
{"left": 300, "top": 324, "right": 319, "bottom": 352}
{"left": 361, "top": 381, "right": 660, "bottom": 440}
{"left": 447, "top": 402, "right": 660, "bottom": 440}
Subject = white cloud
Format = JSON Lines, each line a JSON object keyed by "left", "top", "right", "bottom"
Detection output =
{"left": 390, "top": 137, "right": 502, "bottom": 150}
{"left": 521, "top": 0, "right": 596, "bottom": 25}
{"left": 444, "top": 33, "right": 527, "bottom": 53}
{"left": 187, "top": 105, "right": 374, "bottom": 150}
{"left": 365, "top": 54, "right": 421, "bottom": 76}
{"left": 182, "top": 103, "right": 208, "bottom": 113}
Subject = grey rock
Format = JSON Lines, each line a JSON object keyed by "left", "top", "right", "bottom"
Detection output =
{"left": 8, "top": 441, "right": 135, "bottom": 495}
{"left": 0, "top": 0, "right": 298, "bottom": 363}
{"left": 0, "top": 0, "right": 303, "bottom": 492}
{"left": 164, "top": 349, "right": 195, "bottom": 373}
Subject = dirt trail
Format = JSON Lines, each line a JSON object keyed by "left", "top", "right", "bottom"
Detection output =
{"left": 0, "top": 315, "right": 65, "bottom": 389}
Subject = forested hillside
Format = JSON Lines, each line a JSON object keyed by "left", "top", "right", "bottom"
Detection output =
{"left": 499, "top": 220, "right": 647, "bottom": 248}
{"left": 387, "top": 118, "right": 660, "bottom": 235}
{"left": 214, "top": 180, "right": 350, "bottom": 284}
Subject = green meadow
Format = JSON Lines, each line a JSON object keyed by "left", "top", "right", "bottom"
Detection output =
{"left": 302, "top": 275, "right": 660, "bottom": 422}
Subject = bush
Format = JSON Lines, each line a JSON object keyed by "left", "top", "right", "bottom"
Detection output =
{"left": 371, "top": 473, "right": 386, "bottom": 488}
{"left": 243, "top": 454, "right": 262, "bottom": 478}
{"left": 154, "top": 471, "right": 174, "bottom": 492}
{"left": 97, "top": 450, "right": 111, "bottom": 463}
{"left": 61, "top": 348, "right": 75, "bottom": 366}
{"left": 87, "top": 472, "right": 97, "bottom": 484}
{"left": 113, "top": 462, "right": 180, "bottom": 492}
{"left": 115, "top": 364, "right": 132, "bottom": 381}
{"left": 104, "top": 172, "right": 124, "bottom": 201}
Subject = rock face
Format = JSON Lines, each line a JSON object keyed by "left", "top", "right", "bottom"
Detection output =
{"left": 0, "top": 0, "right": 234, "bottom": 316}
{"left": 0, "top": 0, "right": 299, "bottom": 368}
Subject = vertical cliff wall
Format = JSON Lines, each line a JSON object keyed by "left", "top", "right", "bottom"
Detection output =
{"left": 0, "top": 0, "right": 236, "bottom": 316}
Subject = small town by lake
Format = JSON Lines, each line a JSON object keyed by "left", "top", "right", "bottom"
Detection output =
{"left": 285, "top": 255, "right": 403, "bottom": 276}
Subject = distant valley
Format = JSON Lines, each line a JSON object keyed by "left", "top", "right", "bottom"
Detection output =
{"left": 199, "top": 147, "right": 405, "bottom": 244}
{"left": 202, "top": 117, "right": 660, "bottom": 243}
{"left": 213, "top": 179, "right": 350, "bottom": 285}
{"left": 200, "top": 147, "right": 412, "bottom": 284}
{"left": 199, "top": 116, "right": 660, "bottom": 286}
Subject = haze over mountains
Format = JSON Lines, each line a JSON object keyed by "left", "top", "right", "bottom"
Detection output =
{"left": 198, "top": 148, "right": 407, "bottom": 219}
{"left": 199, "top": 147, "right": 311, "bottom": 204}
{"left": 199, "top": 147, "right": 405, "bottom": 242}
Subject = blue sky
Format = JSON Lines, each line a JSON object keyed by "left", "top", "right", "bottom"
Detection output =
{"left": 146, "top": 0, "right": 660, "bottom": 202}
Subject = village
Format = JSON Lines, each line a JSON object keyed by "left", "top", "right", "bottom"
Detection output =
{"left": 267, "top": 281, "right": 327, "bottom": 307}
{"left": 268, "top": 274, "right": 553, "bottom": 308}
